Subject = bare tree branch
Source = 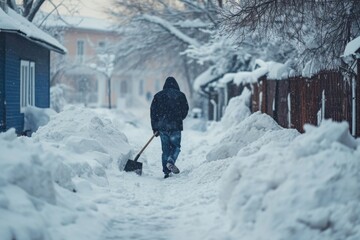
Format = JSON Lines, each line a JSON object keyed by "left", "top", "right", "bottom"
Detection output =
{"left": 221, "top": 0, "right": 360, "bottom": 67}
{"left": 141, "top": 14, "right": 201, "bottom": 47}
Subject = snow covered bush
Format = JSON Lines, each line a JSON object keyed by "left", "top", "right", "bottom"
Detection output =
{"left": 220, "top": 120, "right": 360, "bottom": 240}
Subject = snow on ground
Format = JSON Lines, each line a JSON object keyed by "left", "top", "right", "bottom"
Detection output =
{"left": 1, "top": 94, "right": 360, "bottom": 240}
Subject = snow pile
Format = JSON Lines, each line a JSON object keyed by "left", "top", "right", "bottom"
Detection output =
{"left": 220, "top": 120, "right": 360, "bottom": 240}
{"left": 221, "top": 88, "right": 252, "bottom": 129}
{"left": 206, "top": 109, "right": 299, "bottom": 162}
{"left": 0, "top": 129, "right": 104, "bottom": 240}
{"left": 33, "top": 105, "right": 132, "bottom": 171}
{"left": 204, "top": 87, "right": 298, "bottom": 162}
{"left": 23, "top": 106, "right": 56, "bottom": 135}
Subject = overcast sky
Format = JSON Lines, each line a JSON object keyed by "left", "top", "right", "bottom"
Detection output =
{"left": 42, "top": 0, "right": 110, "bottom": 19}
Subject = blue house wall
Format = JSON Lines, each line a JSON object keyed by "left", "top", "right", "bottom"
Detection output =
{"left": 4, "top": 33, "right": 50, "bottom": 134}
{"left": 0, "top": 33, "right": 5, "bottom": 132}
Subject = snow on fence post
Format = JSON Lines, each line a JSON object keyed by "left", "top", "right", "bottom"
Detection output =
{"left": 210, "top": 99, "right": 217, "bottom": 121}
{"left": 287, "top": 93, "right": 291, "bottom": 128}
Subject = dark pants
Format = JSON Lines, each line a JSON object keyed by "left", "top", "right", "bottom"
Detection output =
{"left": 159, "top": 131, "right": 181, "bottom": 174}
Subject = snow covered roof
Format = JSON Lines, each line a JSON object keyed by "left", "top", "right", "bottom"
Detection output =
{"left": 343, "top": 36, "right": 360, "bottom": 57}
{"left": 0, "top": 8, "right": 66, "bottom": 54}
{"left": 42, "top": 15, "right": 115, "bottom": 32}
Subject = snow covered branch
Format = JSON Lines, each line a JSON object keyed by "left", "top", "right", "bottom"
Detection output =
{"left": 141, "top": 14, "right": 201, "bottom": 48}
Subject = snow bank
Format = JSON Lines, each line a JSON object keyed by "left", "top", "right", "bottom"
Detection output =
{"left": 0, "top": 106, "right": 134, "bottom": 240}
{"left": 204, "top": 88, "right": 298, "bottom": 162}
{"left": 33, "top": 105, "right": 132, "bottom": 170}
{"left": 23, "top": 106, "right": 56, "bottom": 135}
{"left": 221, "top": 88, "right": 252, "bottom": 129}
{"left": 0, "top": 129, "right": 104, "bottom": 240}
{"left": 206, "top": 111, "right": 299, "bottom": 162}
{"left": 220, "top": 119, "right": 360, "bottom": 240}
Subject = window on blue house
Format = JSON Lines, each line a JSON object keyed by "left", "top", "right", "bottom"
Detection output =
{"left": 20, "top": 60, "right": 35, "bottom": 112}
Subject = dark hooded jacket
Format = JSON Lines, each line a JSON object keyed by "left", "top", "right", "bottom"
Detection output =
{"left": 150, "top": 77, "right": 189, "bottom": 132}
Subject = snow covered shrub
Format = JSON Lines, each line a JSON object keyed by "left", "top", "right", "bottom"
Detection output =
{"left": 220, "top": 120, "right": 360, "bottom": 240}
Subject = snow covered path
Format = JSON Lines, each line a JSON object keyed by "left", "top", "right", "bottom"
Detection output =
{"left": 97, "top": 124, "right": 230, "bottom": 240}
{"left": 3, "top": 105, "right": 360, "bottom": 240}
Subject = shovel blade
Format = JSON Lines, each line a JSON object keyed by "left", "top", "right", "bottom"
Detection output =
{"left": 124, "top": 159, "right": 142, "bottom": 175}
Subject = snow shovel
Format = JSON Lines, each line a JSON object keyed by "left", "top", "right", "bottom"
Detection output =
{"left": 124, "top": 132, "right": 158, "bottom": 175}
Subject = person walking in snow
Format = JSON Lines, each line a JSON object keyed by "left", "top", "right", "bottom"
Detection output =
{"left": 150, "top": 76, "right": 189, "bottom": 179}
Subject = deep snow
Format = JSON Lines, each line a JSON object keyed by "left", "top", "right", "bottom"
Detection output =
{"left": 1, "top": 94, "right": 360, "bottom": 240}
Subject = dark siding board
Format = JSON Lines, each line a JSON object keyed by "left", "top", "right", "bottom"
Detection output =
{"left": 252, "top": 84, "right": 260, "bottom": 112}
{"left": 0, "top": 33, "right": 5, "bottom": 132}
{"left": 4, "top": 33, "right": 50, "bottom": 133}
{"left": 276, "top": 80, "right": 290, "bottom": 128}
{"left": 259, "top": 77, "right": 267, "bottom": 113}
{"left": 266, "top": 80, "right": 277, "bottom": 118}
{"left": 357, "top": 60, "right": 360, "bottom": 136}
{"left": 228, "top": 82, "right": 237, "bottom": 101}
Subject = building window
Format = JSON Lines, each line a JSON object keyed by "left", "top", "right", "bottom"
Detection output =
{"left": 20, "top": 60, "right": 35, "bottom": 112}
{"left": 97, "top": 41, "right": 106, "bottom": 53}
{"left": 77, "top": 40, "right": 85, "bottom": 61}
{"left": 98, "top": 41, "right": 105, "bottom": 48}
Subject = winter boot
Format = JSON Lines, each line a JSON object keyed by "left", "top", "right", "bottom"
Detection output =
{"left": 166, "top": 162, "right": 180, "bottom": 174}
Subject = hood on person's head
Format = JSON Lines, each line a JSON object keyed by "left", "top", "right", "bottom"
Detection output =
{"left": 163, "top": 76, "right": 180, "bottom": 90}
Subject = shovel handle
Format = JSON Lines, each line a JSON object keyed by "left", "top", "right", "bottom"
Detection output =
{"left": 134, "top": 131, "right": 158, "bottom": 162}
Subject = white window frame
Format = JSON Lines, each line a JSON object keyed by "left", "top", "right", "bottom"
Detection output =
{"left": 20, "top": 60, "right": 35, "bottom": 112}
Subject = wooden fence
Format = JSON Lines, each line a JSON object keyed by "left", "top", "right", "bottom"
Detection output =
{"left": 208, "top": 69, "right": 360, "bottom": 137}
